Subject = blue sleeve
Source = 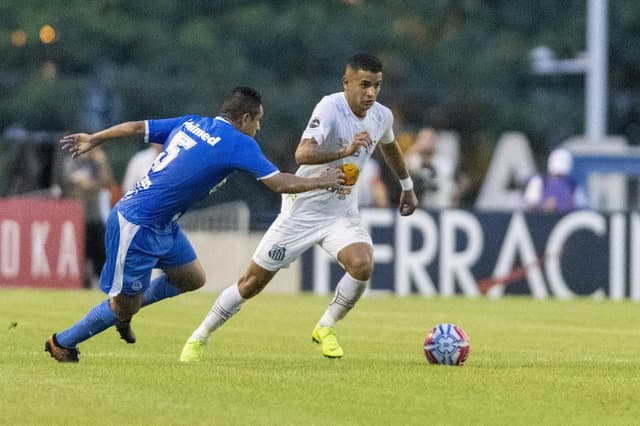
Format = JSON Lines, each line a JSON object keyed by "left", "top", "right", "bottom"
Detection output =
{"left": 235, "top": 137, "right": 279, "bottom": 180}
{"left": 145, "top": 115, "right": 198, "bottom": 144}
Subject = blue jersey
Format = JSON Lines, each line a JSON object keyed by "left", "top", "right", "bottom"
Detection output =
{"left": 117, "top": 115, "right": 279, "bottom": 226}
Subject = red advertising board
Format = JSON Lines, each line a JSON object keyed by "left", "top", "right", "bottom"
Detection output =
{"left": 0, "top": 198, "right": 84, "bottom": 289}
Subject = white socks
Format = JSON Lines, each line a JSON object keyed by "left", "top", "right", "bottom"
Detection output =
{"left": 189, "top": 273, "right": 368, "bottom": 342}
{"left": 318, "top": 272, "right": 368, "bottom": 327}
{"left": 190, "top": 283, "right": 245, "bottom": 342}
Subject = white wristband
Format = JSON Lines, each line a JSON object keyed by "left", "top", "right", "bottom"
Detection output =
{"left": 399, "top": 177, "right": 414, "bottom": 191}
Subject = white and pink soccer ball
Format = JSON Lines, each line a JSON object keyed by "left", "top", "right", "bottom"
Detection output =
{"left": 424, "top": 323, "right": 470, "bottom": 366}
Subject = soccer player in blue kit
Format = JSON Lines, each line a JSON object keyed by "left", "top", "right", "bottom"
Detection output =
{"left": 45, "top": 86, "right": 345, "bottom": 362}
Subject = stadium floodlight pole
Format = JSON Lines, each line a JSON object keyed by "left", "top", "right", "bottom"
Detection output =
{"left": 586, "top": 0, "right": 608, "bottom": 143}
{"left": 530, "top": 0, "right": 608, "bottom": 144}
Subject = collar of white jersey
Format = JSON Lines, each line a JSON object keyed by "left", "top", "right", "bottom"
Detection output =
{"left": 340, "top": 92, "right": 369, "bottom": 121}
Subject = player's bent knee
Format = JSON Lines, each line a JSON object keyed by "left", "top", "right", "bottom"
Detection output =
{"left": 345, "top": 256, "right": 373, "bottom": 280}
{"left": 192, "top": 271, "right": 206, "bottom": 290}
{"left": 166, "top": 261, "right": 207, "bottom": 292}
{"left": 338, "top": 243, "right": 374, "bottom": 280}
{"left": 181, "top": 273, "right": 206, "bottom": 292}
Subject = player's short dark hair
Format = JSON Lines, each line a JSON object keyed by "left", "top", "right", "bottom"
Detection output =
{"left": 346, "top": 53, "right": 383, "bottom": 73}
{"left": 220, "top": 86, "right": 263, "bottom": 120}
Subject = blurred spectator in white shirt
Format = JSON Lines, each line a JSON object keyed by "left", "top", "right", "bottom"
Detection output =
{"left": 121, "top": 143, "right": 162, "bottom": 193}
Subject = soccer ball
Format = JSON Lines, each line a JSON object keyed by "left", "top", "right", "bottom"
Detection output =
{"left": 423, "top": 323, "right": 470, "bottom": 366}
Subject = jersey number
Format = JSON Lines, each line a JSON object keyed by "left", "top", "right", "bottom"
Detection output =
{"left": 150, "top": 131, "right": 197, "bottom": 172}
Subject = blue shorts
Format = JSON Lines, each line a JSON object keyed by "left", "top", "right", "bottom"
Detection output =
{"left": 99, "top": 208, "right": 197, "bottom": 297}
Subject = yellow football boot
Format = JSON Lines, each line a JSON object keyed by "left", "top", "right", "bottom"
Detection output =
{"left": 311, "top": 325, "right": 344, "bottom": 358}
{"left": 179, "top": 338, "right": 206, "bottom": 362}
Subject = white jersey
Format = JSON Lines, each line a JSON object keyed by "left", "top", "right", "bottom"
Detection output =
{"left": 281, "top": 92, "right": 395, "bottom": 221}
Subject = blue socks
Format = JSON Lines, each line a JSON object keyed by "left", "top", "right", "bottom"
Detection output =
{"left": 141, "top": 274, "right": 181, "bottom": 307}
{"left": 56, "top": 300, "right": 117, "bottom": 348}
{"left": 55, "top": 275, "right": 182, "bottom": 349}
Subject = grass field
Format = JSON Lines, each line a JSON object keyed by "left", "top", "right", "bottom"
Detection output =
{"left": 1, "top": 288, "right": 639, "bottom": 425}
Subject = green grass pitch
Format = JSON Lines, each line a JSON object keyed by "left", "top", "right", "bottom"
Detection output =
{"left": 1, "top": 288, "right": 639, "bottom": 425}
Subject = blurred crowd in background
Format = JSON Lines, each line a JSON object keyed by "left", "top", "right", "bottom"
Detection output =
{"left": 0, "top": 120, "right": 586, "bottom": 214}
{"left": 3, "top": 1, "right": 640, "bottom": 285}
{"left": 3, "top": 1, "right": 640, "bottom": 207}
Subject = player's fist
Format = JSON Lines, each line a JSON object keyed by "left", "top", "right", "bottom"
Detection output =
{"left": 318, "top": 167, "right": 346, "bottom": 187}
{"left": 344, "top": 131, "right": 373, "bottom": 156}
{"left": 399, "top": 190, "right": 418, "bottom": 216}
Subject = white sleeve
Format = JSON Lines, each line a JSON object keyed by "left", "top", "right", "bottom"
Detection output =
{"left": 379, "top": 108, "right": 395, "bottom": 144}
{"left": 144, "top": 120, "right": 150, "bottom": 143}
{"left": 301, "top": 96, "right": 336, "bottom": 146}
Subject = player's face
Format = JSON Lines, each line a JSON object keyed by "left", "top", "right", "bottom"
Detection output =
{"left": 343, "top": 67, "right": 382, "bottom": 118}
{"left": 239, "top": 105, "right": 264, "bottom": 138}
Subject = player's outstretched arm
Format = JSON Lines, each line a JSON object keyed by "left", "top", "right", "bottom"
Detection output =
{"left": 262, "top": 168, "right": 345, "bottom": 194}
{"left": 59, "top": 121, "right": 146, "bottom": 158}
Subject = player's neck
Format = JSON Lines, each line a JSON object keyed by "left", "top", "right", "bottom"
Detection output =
{"left": 347, "top": 101, "right": 367, "bottom": 119}
{"left": 219, "top": 114, "right": 238, "bottom": 127}
{"left": 343, "top": 94, "right": 368, "bottom": 118}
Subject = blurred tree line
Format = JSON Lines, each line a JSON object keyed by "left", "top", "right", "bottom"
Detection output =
{"left": 1, "top": 0, "right": 640, "bottom": 210}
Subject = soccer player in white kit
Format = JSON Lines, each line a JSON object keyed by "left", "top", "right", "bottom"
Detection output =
{"left": 180, "top": 53, "right": 418, "bottom": 361}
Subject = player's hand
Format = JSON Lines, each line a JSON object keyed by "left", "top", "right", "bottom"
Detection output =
{"left": 398, "top": 189, "right": 418, "bottom": 216}
{"left": 59, "top": 133, "right": 96, "bottom": 158}
{"left": 344, "top": 131, "right": 374, "bottom": 156}
{"left": 318, "top": 167, "right": 346, "bottom": 187}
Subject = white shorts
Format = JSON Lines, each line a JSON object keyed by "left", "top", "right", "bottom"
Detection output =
{"left": 252, "top": 214, "right": 373, "bottom": 271}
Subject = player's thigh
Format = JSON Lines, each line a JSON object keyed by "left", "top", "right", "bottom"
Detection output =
{"left": 163, "top": 259, "right": 206, "bottom": 292}
{"left": 252, "top": 215, "right": 325, "bottom": 271}
{"left": 321, "top": 217, "right": 373, "bottom": 270}
{"left": 100, "top": 210, "right": 156, "bottom": 297}
{"left": 157, "top": 226, "right": 203, "bottom": 291}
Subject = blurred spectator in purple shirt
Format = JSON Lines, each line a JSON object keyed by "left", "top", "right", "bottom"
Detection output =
{"left": 523, "top": 148, "right": 586, "bottom": 212}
